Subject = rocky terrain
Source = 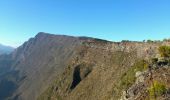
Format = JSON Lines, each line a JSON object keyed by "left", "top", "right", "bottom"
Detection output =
{"left": 0, "top": 32, "right": 170, "bottom": 100}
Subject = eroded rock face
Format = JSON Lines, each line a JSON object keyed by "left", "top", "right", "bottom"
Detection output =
{"left": 70, "top": 64, "right": 93, "bottom": 90}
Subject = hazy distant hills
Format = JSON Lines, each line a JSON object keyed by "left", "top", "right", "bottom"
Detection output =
{"left": 0, "top": 44, "right": 14, "bottom": 55}
{"left": 0, "top": 32, "right": 170, "bottom": 100}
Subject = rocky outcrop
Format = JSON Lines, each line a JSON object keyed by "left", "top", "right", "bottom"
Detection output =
{"left": 120, "top": 70, "right": 149, "bottom": 100}
{"left": 120, "top": 59, "right": 170, "bottom": 100}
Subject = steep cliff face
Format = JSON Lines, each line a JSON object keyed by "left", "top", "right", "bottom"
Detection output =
{"left": 0, "top": 33, "right": 170, "bottom": 100}
{"left": 0, "top": 32, "right": 83, "bottom": 100}
{"left": 11, "top": 33, "right": 83, "bottom": 100}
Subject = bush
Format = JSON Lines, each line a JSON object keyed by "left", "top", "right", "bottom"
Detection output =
{"left": 144, "top": 62, "right": 149, "bottom": 70}
{"left": 148, "top": 81, "right": 167, "bottom": 98}
{"left": 158, "top": 46, "right": 170, "bottom": 57}
{"left": 147, "top": 40, "right": 154, "bottom": 43}
{"left": 151, "top": 58, "right": 158, "bottom": 64}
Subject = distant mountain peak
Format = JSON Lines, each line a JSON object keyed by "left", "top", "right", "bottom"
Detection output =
{"left": 0, "top": 44, "right": 14, "bottom": 55}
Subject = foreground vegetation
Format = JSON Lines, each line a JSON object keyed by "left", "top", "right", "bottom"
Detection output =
{"left": 120, "top": 60, "right": 147, "bottom": 90}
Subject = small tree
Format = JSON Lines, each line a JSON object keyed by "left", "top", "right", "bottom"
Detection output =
{"left": 147, "top": 40, "right": 154, "bottom": 43}
{"left": 158, "top": 46, "right": 170, "bottom": 57}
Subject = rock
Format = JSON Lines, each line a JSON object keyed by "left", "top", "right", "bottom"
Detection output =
{"left": 119, "top": 91, "right": 129, "bottom": 100}
{"left": 135, "top": 71, "right": 145, "bottom": 83}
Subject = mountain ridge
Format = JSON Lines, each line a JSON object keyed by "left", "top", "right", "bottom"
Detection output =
{"left": 0, "top": 32, "right": 170, "bottom": 100}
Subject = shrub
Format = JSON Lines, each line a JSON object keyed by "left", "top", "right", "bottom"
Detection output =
{"left": 135, "top": 60, "right": 148, "bottom": 71}
{"left": 151, "top": 58, "right": 158, "bottom": 64}
{"left": 147, "top": 40, "right": 154, "bottom": 43}
{"left": 144, "top": 62, "right": 149, "bottom": 70}
{"left": 148, "top": 81, "right": 167, "bottom": 98}
{"left": 158, "top": 46, "right": 170, "bottom": 57}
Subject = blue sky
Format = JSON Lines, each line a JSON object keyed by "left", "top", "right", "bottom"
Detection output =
{"left": 0, "top": 0, "right": 170, "bottom": 47}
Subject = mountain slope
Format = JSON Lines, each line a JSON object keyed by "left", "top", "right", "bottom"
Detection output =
{"left": 36, "top": 43, "right": 142, "bottom": 100}
{"left": 38, "top": 40, "right": 170, "bottom": 100}
{"left": 0, "top": 32, "right": 83, "bottom": 100}
{"left": 1, "top": 33, "right": 170, "bottom": 100}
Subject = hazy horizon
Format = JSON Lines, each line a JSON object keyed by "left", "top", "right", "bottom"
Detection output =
{"left": 0, "top": 0, "right": 170, "bottom": 47}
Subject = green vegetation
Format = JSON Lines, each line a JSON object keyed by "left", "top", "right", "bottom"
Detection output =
{"left": 120, "top": 60, "right": 147, "bottom": 90}
{"left": 148, "top": 81, "right": 167, "bottom": 99}
{"left": 147, "top": 40, "right": 154, "bottom": 43}
{"left": 151, "top": 58, "right": 158, "bottom": 64}
{"left": 121, "top": 40, "right": 130, "bottom": 42}
{"left": 158, "top": 46, "right": 170, "bottom": 57}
